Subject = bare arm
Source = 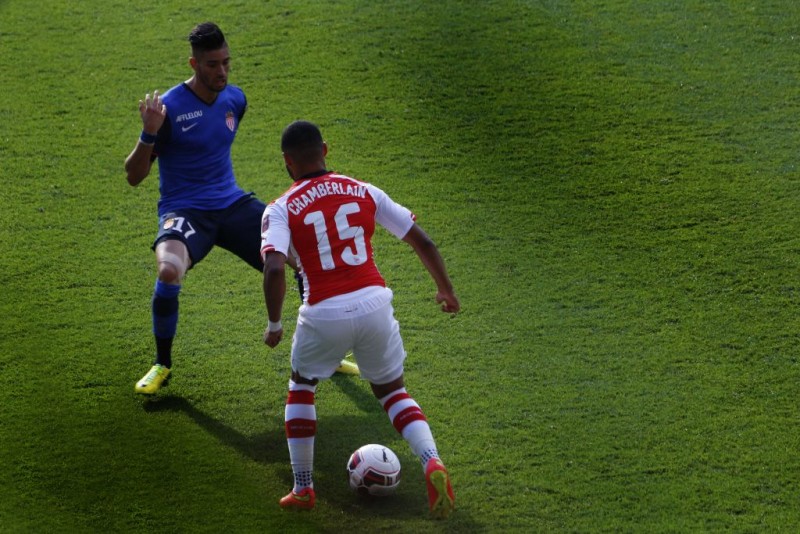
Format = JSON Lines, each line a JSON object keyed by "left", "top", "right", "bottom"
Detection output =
{"left": 124, "top": 90, "right": 167, "bottom": 187}
{"left": 124, "top": 141, "right": 155, "bottom": 186}
{"left": 402, "top": 223, "right": 460, "bottom": 313}
{"left": 262, "top": 251, "right": 288, "bottom": 347}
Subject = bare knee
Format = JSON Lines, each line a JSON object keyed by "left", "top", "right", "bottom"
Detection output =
{"left": 155, "top": 240, "right": 190, "bottom": 284}
{"left": 157, "top": 261, "right": 182, "bottom": 284}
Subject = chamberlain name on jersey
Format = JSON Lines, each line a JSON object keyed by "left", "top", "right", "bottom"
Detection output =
{"left": 153, "top": 83, "right": 247, "bottom": 215}
{"left": 286, "top": 180, "right": 367, "bottom": 216}
{"left": 261, "top": 172, "right": 416, "bottom": 305}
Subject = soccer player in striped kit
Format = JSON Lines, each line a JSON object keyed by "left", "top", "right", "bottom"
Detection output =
{"left": 125, "top": 23, "right": 356, "bottom": 395}
{"left": 261, "top": 121, "right": 460, "bottom": 519}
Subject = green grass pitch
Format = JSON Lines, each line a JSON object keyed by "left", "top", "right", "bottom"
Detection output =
{"left": 1, "top": 0, "right": 799, "bottom": 531}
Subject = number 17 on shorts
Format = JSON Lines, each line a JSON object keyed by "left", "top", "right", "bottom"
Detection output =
{"left": 161, "top": 215, "right": 197, "bottom": 239}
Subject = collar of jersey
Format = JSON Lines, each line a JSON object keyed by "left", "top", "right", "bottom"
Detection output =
{"left": 296, "top": 169, "right": 331, "bottom": 181}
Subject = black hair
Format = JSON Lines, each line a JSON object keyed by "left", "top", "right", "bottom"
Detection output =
{"left": 281, "top": 121, "right": 324, "bottom": 160}
{"left": 188, "top": 22, "right": 226, "bottom": 54}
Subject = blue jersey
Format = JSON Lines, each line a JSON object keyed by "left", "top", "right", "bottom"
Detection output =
{"left": 153, "top": 83, "right": 248, "bottom": 215}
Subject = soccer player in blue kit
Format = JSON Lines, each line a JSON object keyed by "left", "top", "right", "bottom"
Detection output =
{"left": 125, "top": 22, "right": 356, "bottom": 394}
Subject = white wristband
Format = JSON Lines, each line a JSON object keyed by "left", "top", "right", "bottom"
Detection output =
{"left": 268, "top": 320, "right": 282, "bottom": 332}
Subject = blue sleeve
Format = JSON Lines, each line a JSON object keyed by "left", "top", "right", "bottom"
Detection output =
{"left": 237, "top": 87, "right": 247, "bottom": 121}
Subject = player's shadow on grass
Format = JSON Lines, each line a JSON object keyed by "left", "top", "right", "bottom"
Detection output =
{"left": 141, "top": 379, "right": 473, "bottom": 525}
{"left": 142, "top": 395, "right": 286, "bottom": 465}
{"left": 139, "top": 376, "right": 385, "bottom": 470}
{"left": 329, "top": 373, "right": 379, "bottom": 412}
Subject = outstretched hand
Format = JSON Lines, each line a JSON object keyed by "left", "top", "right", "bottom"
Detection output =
{"left": 436, "top": 291, "right": 460, "bottom": 314}
{"left": 139, "top": 90, "right": 167, "bottom": 134}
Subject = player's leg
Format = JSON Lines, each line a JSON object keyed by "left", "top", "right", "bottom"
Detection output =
{"left": 135, "top": 238, "right": 190, "bottom": 394}
{"left": 279, "top": 371, "right": 319, "bottom": 510}
{"left": 356, "top": 293, "right": 454, "bottom": 518}
{"left": 371, "top": 377, "right": 454, "bottom": 518}
{"left": 151, "top": 238, "right": 190, "bottom": 369}
{"left": 279, "top": 306, "right": 352, "bottom": 508}
{"left": 216, "top": 195, "right": 268, "bottom": 271}
{"left": 371, "top": 376, "right": 440, "bottom": 466}
{"left": 136, "top": 211, "right": 213, "bottom": 395}
{"left": 215, "top": 196, "right": 310, "bottom": 303}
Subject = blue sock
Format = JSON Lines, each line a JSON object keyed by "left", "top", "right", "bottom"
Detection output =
{"left": 152, "top": 279, "right": 181, "bottom": 368}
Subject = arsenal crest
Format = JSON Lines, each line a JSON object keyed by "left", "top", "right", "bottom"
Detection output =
{"left": 225, "top": 111, "right": 235, "bottom": 132}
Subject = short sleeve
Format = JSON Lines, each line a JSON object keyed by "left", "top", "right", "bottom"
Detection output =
{"left": 368, "top": 183, "right": 416, "bottom": 239}
{"left": 260, "top": 201, "right": 291, "bottom": 262}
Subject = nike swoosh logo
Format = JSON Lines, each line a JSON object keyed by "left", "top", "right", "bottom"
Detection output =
{"left": 181, "top": 123, "right": 199, "bottom": 132}
{"left": 291, "top": 493, "right": 311, "bottom": 502}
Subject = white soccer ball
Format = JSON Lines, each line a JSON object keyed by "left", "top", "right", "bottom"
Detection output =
{"left": 347, "top": 444, "right": 402, "bottom": 496}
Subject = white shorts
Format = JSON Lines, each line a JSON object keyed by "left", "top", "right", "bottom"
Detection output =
{"left": 290, "top": 286, "right": 406, "bottom": 384}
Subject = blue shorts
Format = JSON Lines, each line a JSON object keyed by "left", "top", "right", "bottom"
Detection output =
{"left": 153, "top": 194, "right": 266, "bottom": 271}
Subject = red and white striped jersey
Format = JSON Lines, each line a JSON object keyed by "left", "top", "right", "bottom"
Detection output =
{"left": 261, "top": 172, "right": 415, "bottom": 304}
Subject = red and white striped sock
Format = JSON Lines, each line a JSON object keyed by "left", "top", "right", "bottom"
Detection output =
{"left": 380, "top": 387, "right": 440, "bottom": 468}
{"left": 285, "top": 380, "right": 317, "bottom": 492}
